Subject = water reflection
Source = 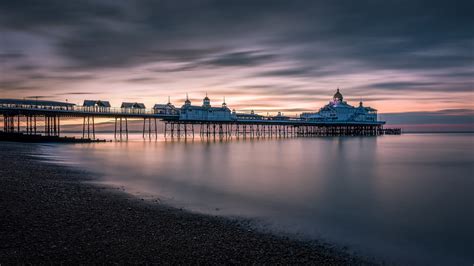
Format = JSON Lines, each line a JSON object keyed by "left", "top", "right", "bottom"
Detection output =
{"left": 41, "top": 134, "right": 474, "bottom": 265}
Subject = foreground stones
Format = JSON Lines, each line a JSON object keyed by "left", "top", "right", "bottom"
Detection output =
{"left": 0, "top": 142, "right": 374, "bottom": 264}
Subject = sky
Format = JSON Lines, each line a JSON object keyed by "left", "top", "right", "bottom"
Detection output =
{"left": 1, "top": 0, "right": 473, "bottom": 131}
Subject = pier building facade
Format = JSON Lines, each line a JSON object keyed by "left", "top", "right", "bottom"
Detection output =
{"left": 83, "top": 100, "right": 111, "bottom": 112}
{"left": 301, "top": 89, "right": 378, "bottom": 122}
{"left": 235, "top": 110, "right": 263, "bottom": 120}
{"left": 121, "top": 102, "right": 146, "bottom": 114}
{"left": 153, "top": 98, "right": 179, "bottom": 115}
{"left": 179, "top": 95, "right": 234, "bottom": 121}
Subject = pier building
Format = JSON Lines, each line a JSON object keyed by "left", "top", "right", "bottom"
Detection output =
{"left": 301, "top": 89, "right": 378, "bottom": 122}
{"left": 270, "top": 112, "right": 291, "bottom": 121}
{"left": 83, "top": 100, "right": 111, "bottom": 112}
{"left": 179, "top": 95, "right": 234, "bottom": 121}
{"left": 121, "top": 102, "right": 146, "bottom": 114}
{"left": 153, "top": 98, "right": 179, "bottom": 115}
{"left": 235, "top": 110, "right": 263, "bottom": 120}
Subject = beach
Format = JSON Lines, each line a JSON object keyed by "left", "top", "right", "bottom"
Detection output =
{"left": 0, "top": 142, "right": 369, "bottom": 264}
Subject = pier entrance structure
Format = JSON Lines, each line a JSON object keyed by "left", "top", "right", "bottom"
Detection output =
{"left": 0, "top": 90, "right": 400, "bottom": 140}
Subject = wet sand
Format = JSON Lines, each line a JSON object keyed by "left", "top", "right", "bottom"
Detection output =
{"left": 0, "top": 142, "right": 373, "bottom": 264}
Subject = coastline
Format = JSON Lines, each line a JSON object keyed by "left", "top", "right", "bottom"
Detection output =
{"left": 0, "top": 142, "right": 374, "bottom": 264}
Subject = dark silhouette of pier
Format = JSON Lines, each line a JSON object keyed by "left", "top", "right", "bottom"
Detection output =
{"left": 0, "top": 99, "right": 400, "bottom": 141}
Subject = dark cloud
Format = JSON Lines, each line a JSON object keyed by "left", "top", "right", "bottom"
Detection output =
{"left": 204, "top": 51, "right": 275, "bottom": 67}
{"left": 1, "top": 0, "right": 472, "bottom": 74}
{"left": 14, "top": 65, "right": 38, "bottom": 71}
{"left": 151, "top": 50, "right": 278, "bottom": 72}
{"left": 24, "top": 95, "right": 52, "bottom": 99}
{"left": 55, "top": 92, "right": 101, "bottom": 95}
{"left": 124, "top": 77, "right": 158, "bottom": 83}
{"left": 24, "top": 73, "right": 96, "bottom": 81}
{"left": 0, "top": 52, "right": 24, "bottom": 60}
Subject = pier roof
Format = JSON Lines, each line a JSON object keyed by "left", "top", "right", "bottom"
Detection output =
{"left": 83, "top": 100, "right": 111, "bottom": 107}
{"left": 0, "top": 98, "right": 75, "bottom": 107}
{"left": 121, "top": 102, "right": 146, "bottom": 109}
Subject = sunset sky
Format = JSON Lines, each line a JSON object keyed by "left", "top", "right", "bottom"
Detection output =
{"left": 1, "top": 0, "right": 473, "bottom": 131}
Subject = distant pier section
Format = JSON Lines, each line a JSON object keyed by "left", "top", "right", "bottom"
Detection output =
{"left": 0, "top": 90, "right": 401, "bottom": 141}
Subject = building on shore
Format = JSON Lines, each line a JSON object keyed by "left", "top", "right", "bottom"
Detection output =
{"left": 179, "top": 94, "right": 234, "bottom": 121}
{"left": 300, "top": 89, "right": 378, "bottom": 122}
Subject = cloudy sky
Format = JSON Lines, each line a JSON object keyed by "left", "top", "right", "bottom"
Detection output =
{"left": 1, "top": 0, "right": 473, "bottom": 130}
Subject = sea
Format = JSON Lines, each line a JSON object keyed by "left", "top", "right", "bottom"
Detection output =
{"left": 33, "top": 133, "right": 474, "bottom": 265}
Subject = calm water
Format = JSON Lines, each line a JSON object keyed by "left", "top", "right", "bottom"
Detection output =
{"left": 36, "top": 134, "right": 474, "bottom": 265}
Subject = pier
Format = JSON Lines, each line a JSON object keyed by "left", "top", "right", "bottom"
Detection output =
{"left": 0, "top": 93, "right": 401, "bottom": 141}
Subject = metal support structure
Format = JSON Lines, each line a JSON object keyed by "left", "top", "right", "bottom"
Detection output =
{"left": 0, "top": 111, "right": 399, "bottom": 142}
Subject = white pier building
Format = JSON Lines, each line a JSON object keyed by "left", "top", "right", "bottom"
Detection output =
{"left": 179, "top": 94, "right": 234, "bottom": 121}
{"left": 301, "top": 89, "right": 378, "bottom": 122}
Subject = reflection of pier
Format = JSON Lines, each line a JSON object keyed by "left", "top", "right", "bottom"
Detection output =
{"left": 0, "top": 97, "right": 400, "bottom": 141}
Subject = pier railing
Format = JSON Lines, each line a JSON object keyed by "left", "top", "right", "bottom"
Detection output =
{"left": 0, "top": 103, "right": 157, "bottom": 115}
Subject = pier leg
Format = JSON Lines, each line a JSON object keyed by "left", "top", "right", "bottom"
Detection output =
{"left": 125, "top": 118, "right": 128, "bottom": 139}
{"left": 45, "top": 116, "right": 48, "bottom": 136}
{"left": 86, "top": 117, "right": 90, "bottom": 138}
{"left": 26, "top": 116, "right": 29, "bottom": 134}
{"left": 119, "top": 117, "right": 123, "bottom": 140}
{"left": 82, "top": 117, "right": 85, "bottom": 138}
{"left": 92, "top": 116, "right": 95, "bottom": 139}
{"left": 148, "top": 118, "right": 152, "bottom": 139}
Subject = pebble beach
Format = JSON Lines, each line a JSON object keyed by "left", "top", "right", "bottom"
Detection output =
{"left": 0, "top": 142, "right": 372, "bottom": 264}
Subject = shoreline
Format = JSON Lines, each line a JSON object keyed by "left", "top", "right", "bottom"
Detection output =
{"left": 0, "top": 142, "right": 375, "bottom": 264}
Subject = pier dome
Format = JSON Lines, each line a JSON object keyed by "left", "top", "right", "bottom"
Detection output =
{"left": 333, "top": 88, "right": 343, "bottom": 102}
{"left": 184, "top": 94, "right": 191, "bottom": 106}
{"left": 203, "top": 93, "right": 211, "bottom": 108}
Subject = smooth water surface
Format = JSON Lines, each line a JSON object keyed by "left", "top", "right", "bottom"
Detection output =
{"left": 38, "top": 134, "right": 474, "bottom": 265}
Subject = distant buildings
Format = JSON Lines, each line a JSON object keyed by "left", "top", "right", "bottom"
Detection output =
{"left": 300, "top": 89, "right": 378, "bottom": 122}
